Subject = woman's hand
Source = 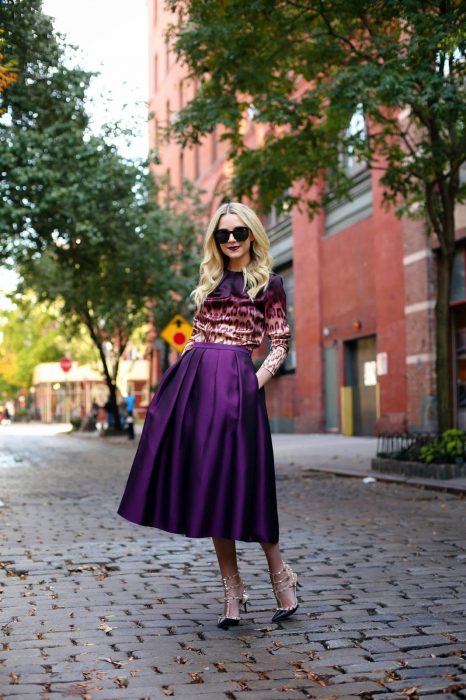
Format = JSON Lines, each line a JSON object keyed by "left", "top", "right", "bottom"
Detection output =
{"left": 256, "top": 365, "right": 273, "bottom": 390}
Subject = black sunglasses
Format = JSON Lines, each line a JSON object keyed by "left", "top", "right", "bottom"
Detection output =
{"left": 214, "top": 226, "right": 250, "bottom": 244}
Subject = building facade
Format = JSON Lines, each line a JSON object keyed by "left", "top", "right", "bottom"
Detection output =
{"left": 32, "top": 360, "right": 150, "bottom": 424}
{"left": 148, "top": 1, "right": 465, "bottom": 435}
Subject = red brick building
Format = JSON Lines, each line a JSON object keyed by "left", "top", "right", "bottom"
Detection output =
{"left": 148, "top": 1, "right": 466, "bottom": 435}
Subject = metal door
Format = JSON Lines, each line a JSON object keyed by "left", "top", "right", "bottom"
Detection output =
{"left": 346, "top": 336, "right": 377, "bottom": 436}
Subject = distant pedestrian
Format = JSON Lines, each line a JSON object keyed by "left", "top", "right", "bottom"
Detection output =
{"left": 125, "top": 392, "right": 136, "bottom": 414}
{"left": 124, "top": 392, "right": 136, "bottom": 441}
{"left": 117, "top": 202, "right": 299, "bottom": 629}
{"left": 91, "top": 399, "right": 100, "bottom": 420}
{"left": 125, "top": 411, "right": 135, "bottom": 440}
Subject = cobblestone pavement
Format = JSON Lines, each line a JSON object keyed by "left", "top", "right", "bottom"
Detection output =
{"left": 0, "top": 426, "right": 465, "bottom": 699}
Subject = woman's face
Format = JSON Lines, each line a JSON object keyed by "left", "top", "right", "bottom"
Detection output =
{"left": 216, "top": 212, "right": 254, "bottom": 269}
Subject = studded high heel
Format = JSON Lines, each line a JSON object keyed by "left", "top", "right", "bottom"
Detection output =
{"left": 269, "top": 561, "right": 301, "bottom": 622}
{"left": 217, "top": 571, "right": 249, "bottom": 629}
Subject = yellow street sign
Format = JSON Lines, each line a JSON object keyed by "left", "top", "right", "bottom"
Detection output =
{"left": 160, "top": 314, "right": 193, "bottom": 353}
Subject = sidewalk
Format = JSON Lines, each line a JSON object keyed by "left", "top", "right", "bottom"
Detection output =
{"left": 271, "top": 433, "right": 466, "bottom": 496}
{"left": 71, "top": 425, "right": 466, "bottom": 496}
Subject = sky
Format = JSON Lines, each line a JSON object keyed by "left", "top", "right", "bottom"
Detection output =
{"left": 42, "top": 0, "right": 150, "bottom": 159}
{"left": 1, "top": 0, "right": 150, "bottom": 308}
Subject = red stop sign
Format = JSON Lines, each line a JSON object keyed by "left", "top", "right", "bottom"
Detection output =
{"left": 60, "top": 357, "right": 73, "bottom": 373}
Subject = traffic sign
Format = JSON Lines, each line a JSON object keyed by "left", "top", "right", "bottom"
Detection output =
{"left": 160, "top": 314, "right": 193, "bottom": 353}
{"left": 60, "top": 357, "right": 73, "bottom": 373}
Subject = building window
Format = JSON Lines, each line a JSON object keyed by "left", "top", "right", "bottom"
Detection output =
{"left": 451, "top": 247, "right": 466, "bottom": 302}
{"left": 263, "top": 192, "right": 293, "bottom": 282}
{"left": 324, "top": 103, "right": 373, "bottom": 236}
{"left": 341, "top": 104, "right": 367, "bottom": 176}
{"left": 153, "top": 0, "right": 157, "bottom": 24}
{"left": 165, "top": 36, "right": 170, "bottom": 75}
{"left": 154, "top": 54, "right": 158, "bottom": 91}
{"left": 264, "top": 205, "right": 288, "bottom": 231}
{"left": 166, "top": 99, "right": 170, "bottom": 127}
{"left": 264, "top": 189, "right": 292, "bottom": 232}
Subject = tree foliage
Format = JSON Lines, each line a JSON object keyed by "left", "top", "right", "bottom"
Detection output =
{"left": 0, "top": 0, "right": 206, "bottom": 428}
{"left": 9, "top": 119, "right": 205, "bottom": 428}
{"left": 0, "top": 0, "right": 92, "bottom": 261}
{"left": 168, "top": 0, "right": 466, "bottom": 219}
{"left": 167, "top": 0, "right": 466, "bottom": 430}
{"left": 17, "top": 142, "right": 203, "bottom": 405}
{"left": 0, "top": 295, "right": 97, "bottom": 393}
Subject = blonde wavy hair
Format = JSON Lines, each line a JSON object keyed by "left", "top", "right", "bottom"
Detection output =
{"left": 190, "top": 202, "right": 274, "bottom": 311}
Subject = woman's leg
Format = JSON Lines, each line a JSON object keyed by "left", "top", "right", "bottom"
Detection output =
{"left": 212, "top": 536, "right": 245, "bottom": 617}
{"left": 260, "top": 541, "right": 297, "bottom": 609}
{"left": 212, "top": 536, "right": 238, "bottom": 577}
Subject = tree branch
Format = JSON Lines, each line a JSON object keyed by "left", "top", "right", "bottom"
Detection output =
{"left": 318, "top": 1, "right": 378, "bottom": 64}
{"left": 81, "top": 304, "right": 113, "bottom": 388}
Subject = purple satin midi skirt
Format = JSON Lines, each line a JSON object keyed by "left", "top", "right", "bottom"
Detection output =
{"left": 117, "top": 341, "right": 279, "bottom": 544}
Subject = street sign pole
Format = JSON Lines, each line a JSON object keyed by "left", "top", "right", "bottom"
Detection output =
{"left": 60, "top": 358, "right": 73, "bottom": 424}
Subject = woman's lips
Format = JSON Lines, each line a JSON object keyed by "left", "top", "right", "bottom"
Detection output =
{"left": 228, "top": 245, "right": 240, "bottom": 250}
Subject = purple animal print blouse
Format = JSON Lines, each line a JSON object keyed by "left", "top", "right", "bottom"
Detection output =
{"left": 182, "top": 269, "right": 291, "bottom": 376}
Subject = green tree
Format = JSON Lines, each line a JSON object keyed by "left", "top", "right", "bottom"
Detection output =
{"left": 18, "top": 136, "right": 204, "bottom": 430}
{"left": 1, "top": 0, "right": 206, "bottom": 429}
{"left": 167, "top": 0, "right": 466, "bottom": 431}
{"left": 0, "top": 0, "right": 92, "bottom": 260}
{"left": 0, "top": 295, "right": 97, "bottom": 393}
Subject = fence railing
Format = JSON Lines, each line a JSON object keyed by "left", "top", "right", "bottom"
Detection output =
{"left": 376, "top": 432, "right": 439, "bottom": 458}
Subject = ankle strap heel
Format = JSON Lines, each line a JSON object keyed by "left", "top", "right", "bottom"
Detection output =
{"left": 217, "top": 571, "right": 249, "bottom": 629}
{"left": 268, "top": 561, "right": 300, "bottom": 623}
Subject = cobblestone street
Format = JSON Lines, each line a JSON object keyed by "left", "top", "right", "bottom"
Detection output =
{"left": 0, "top": 425, "right": 465, "bottom": 699}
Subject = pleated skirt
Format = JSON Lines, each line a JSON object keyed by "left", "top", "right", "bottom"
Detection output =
{"left": 117, "top": 341, "right": 279, "bottom": 544}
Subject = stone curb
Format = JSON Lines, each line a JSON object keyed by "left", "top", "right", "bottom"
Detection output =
{"left": 298, "top": 464, "right": 466, "bottom": 496}
{"left": 372, "top": 456, "right": 466, "bottom": 480}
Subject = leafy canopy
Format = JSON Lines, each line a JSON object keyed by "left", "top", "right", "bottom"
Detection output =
{"left": 0, "top": 295, "right": 98, "bottom": 392}
{"left": 0, "top": 0, "right": 206, "bottom": 423}
{"left": 167, "top": 0, "right": 466, "bottom": 227}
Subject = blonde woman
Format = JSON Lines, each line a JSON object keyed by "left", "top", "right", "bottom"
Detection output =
{"left": 118, "top": 202, "right": 300, "bottom": 628}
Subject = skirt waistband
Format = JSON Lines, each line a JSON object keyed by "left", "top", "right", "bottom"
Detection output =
{"left": 192, "top": 341, "right": 252, "bottom": 355}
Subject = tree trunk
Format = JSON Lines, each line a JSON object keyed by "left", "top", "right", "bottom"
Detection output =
{"left": 111, "top": 354, "right": 123, "bottom": 432}
{"left": 82, "top": 312, "right": 124, "bottom": 432}
{"left": 162, "top": 340, "right": 170, "bottom": 373}
{"left": 435, "top": 247, "right": 455, "bottom": 433}
{"left": 108, "top": 381, "right": 122, "bottom": 432}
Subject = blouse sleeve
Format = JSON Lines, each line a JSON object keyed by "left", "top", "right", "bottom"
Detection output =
{"left": 181, "top": 309, "right": 204, "bottom": 355}
{"left": 261, "top": 275, "right": 291, "bottom": 376}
